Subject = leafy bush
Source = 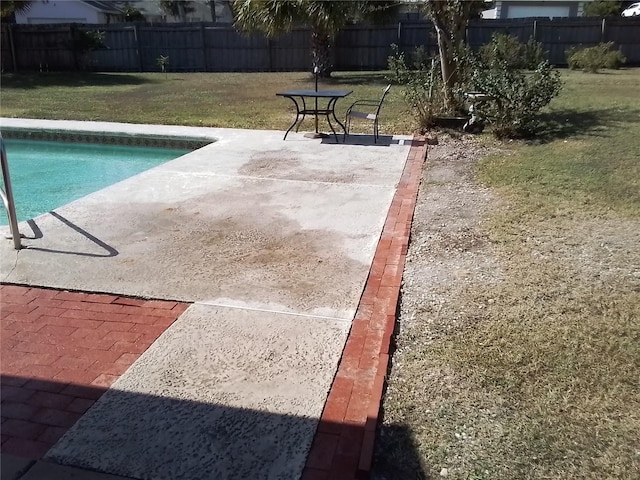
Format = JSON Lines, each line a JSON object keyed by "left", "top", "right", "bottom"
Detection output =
{"left": 582, "top": 0, "right": 622, "bottom": 17}
{"left": 71, "top": 29, "right": 106, "bottom": 70}
{"left": 388, "top": 35, "right": 562, "bottom": 138}
{"left": 387, "top": 44, "right": 447, "bottom": 129}
{"left": 566, "top": 42, "right": 626, "bottom": 72}
{"left": 157, "top": 54, "right": 170, "bottom": 76}
{"left": 71, "top": 29, "right": 106, "bottom": 56}
{"left": 471, "top": 57, "right": 562, "bottom": 139}
{"left": 479, "top": 33, "right": 546, "bottom": 70}
{"left": 387, "top": 43, "right": 474, "bottom": 128}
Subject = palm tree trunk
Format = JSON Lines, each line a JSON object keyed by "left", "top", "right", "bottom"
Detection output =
{"left": 208, "top": 0, "right": 217, "bottom": 22}
{"left": 177, "top": 2, "right": 187, "bottom": 22}
{"left": 311, "top": 28, "right": 332, "bottom": 78}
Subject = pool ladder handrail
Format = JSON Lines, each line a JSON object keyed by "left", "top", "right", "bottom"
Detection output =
{"left": 0, "top": 133, "right": 22, "bottom": 250}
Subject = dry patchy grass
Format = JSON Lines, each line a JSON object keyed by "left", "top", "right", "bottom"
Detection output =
{"left": 375, "top": 69, "right": 640, "bottom": 480}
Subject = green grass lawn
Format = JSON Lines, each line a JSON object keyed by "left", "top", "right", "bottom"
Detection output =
{"left": 481, "top": 69, "right": 640, "bottom": 217}
{"left": 0, "top": 71, "right": 414, "bottom": 135}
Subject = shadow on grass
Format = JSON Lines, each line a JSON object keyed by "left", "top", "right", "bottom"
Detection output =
{"left": 325, "top": 72, "right": 391, "bottom": 86}
{"left": 533, "top": 106, "right": 640, "bottom": 143}
{"left": 372, "top": 423, "right": 430, "bottom": 480}
{"left": 292, "top": 72, "right": 391, "bottom": 86}
{"left": 0, "top": 72, "right": 155, "bottom": 89}
{"left": 294, "top": 72, "right": 392, "bottom": 90}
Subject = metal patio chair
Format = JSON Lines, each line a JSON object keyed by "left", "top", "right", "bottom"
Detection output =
{"left": 344, "top": 84, "right": 391, "bottom": 143}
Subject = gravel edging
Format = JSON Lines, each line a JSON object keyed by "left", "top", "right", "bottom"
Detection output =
{"left": 372, "top": 134, "right": 499, "bottom": 480}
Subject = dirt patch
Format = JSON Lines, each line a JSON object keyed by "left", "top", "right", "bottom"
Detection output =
{"left": 240, "top": 150, "right": 372, "bottom": 184}
{"left": 239, "top": 150, "right": 301, "bottom": 177}
{"left": 120, "top": 178, "right": 368, "bottom": 314}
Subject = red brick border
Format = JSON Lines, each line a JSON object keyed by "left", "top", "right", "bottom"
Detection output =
{"left": 302, "top": 138, "right": 427, "bottom": 479}
{"left": 0, "top": 285, "right": 188, "bottom": 458}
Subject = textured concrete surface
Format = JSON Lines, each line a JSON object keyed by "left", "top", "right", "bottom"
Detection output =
{"left": 18, "top": 461, "right": 135, "bottom": 480}
{"left": 0, "top": 119, "right": 411, "bottom": 319}
{"left": 1, "top": 455, "right": 35, "bottom": 480}
{"left": 46, "top": 304, "right": 350, "bottom": 480}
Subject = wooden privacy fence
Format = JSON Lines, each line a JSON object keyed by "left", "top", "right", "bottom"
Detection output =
{"left": 1, "top": 17, "right": 639, "bottom": 73}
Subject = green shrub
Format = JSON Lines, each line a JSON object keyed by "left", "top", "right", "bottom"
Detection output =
{"left": 566, "top": 42, "right": 626, "bottom": 72}
{"left": 70, "top": 29, "right": 106, "bottom": 70}
{"left": 470, "top": 34, "right": 562, "bottom": 138}
{"left": 472, "top": 58, "right": 562, "bottom": 139}
{"left": 72, "top": 30, "right": 106, "bottom": 54}
{"left": 387, "top": 44, "right": 447, "bottom": 129}
{"left": 582, "top": 0, "right": 622, "bottom": 17}
{"left": 604, "top": 49, "right": 626, "bottom": 69}
{"left": 388, "top": 34, "right": 562, "bottom": 138}
{"left": 157, "top": 54, "right": 170, "bottom": 76}
{"left": 479, "top": 33, "right": 546, "bottom": 70}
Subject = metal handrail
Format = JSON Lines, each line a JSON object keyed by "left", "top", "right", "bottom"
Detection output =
{"left": 0, "top": 134, "right": 22, "bottom": 250}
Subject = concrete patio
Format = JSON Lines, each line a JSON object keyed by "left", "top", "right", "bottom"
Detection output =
{"left": 0, "top": 119, "right": 413, "bottom": 479}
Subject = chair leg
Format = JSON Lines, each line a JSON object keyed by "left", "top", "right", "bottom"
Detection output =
{"left": 344, "top": 115, "right": 351, "bottom": 141}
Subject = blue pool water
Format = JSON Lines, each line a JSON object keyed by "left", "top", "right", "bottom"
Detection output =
{"left": 1, "top": 139, "right": 189, "bottom": 225}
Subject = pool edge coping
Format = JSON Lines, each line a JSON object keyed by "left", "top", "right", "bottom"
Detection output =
{"left": 0, "top": 118, "right": 224, "bottom": 150}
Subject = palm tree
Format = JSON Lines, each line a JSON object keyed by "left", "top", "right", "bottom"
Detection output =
{"left": 1, "top": 1, "right": 33, "bottom": 23}
{"left": 158, "top": 0, "right": 196, "bottom": 22}
{"left": 232, "top": 0, "right": 397, "bottom": 78}
{"left": 121, "top": 3, "right": 146, "bottom": 22}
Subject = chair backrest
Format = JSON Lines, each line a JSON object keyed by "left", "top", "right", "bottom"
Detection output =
{"left": 376, "top": 84, "right": 392, "bottom": 117}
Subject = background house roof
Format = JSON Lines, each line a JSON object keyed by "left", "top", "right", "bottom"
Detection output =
{"left": 81, "top": 1, "right": 123, "bottom": 15}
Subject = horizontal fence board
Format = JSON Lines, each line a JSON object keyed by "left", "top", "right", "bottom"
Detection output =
{"left": 468, "top": 18, "right": 535, "bottom": 46}
{"left": 1, "top": 18, "right": 639, "bottom": 72}
{"left": 604, "top": 18, "right": 640, "bottom": 64}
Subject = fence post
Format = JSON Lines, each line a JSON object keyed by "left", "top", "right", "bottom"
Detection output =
{"left": 601, "top": 18, "right": 606, "bottom": 42}
{"left": 200, "top": 23, "right": 208, "bottom": 70}
{"left": 7, "top": 24, "right": 18, "bottom": 72}
{"left": 133, "top": 24, "right": 143, "bottom": 72}
{"left": 70, "top": 24, "right": 79, "bottom": 71}
{"left": 533, "top": 19, "right": 538, "bottom": 41}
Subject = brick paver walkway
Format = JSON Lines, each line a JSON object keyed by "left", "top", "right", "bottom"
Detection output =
{"left": 0, "top": 286, "right": 188, "bottom": 458}
{"left": 302, "top": 138, "right": 427, "bottom": 480}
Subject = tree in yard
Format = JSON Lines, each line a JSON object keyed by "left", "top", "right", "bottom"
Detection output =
{"left": 390, "top": 3, "right": 561, "bottom": 138}
{"left": 417, "top": 0, "right": 485, "bottom": 114}
{"left": 207, "top": 0, "right": 233, "bottom": 23}
{"left": 158, "top": 0, "right": 196, "bottom": 22}
{"left": 0, "top": 0, "right": 33, "bottom": 22}
{"left": 232, "top": 0, "right": 397, "bottom": 78}
{"left": 121, "top": 3, "right": 146, "bottom": 22}
{"left": 207, "top": 0, "right": 217, "bottom": 22}
{"left": 583, "top": 0, "right": 622, "bottom": 16}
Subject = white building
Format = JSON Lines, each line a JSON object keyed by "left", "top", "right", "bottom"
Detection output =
{"left": 493, "top": 1, "right": 588, "bottom": 19}
{"left": 14, "top": 0, "right": 234, "bottom": 24}
{"left": 15, "top": 0, "right": 122, "bottom": 24}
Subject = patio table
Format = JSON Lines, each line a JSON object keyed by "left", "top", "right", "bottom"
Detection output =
{"left": 276, "top": 89, "right": 352, "bottom": 143}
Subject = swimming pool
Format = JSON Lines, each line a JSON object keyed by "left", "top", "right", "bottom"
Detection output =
{"left": 1, "top": 139, "right": 189, "bottom": 225}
